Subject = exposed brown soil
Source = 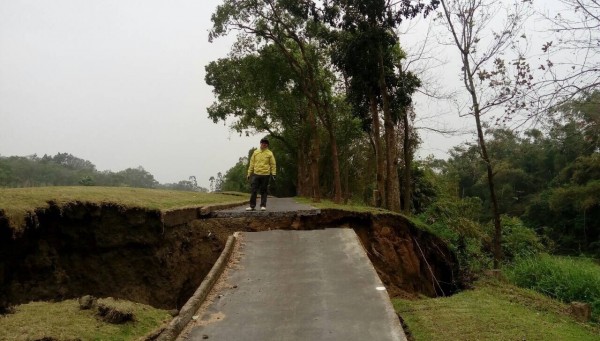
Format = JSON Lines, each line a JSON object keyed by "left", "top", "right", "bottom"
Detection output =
{"left": 0, "top": 203, "right": 460, "bottom": 313}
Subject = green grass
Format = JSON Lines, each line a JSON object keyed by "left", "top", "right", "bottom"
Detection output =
{"left": 295, "top": 197, "right": 436, "bottom": 234}
{"left": 506, "top": 254, "right": 600, "bottom": 320}
{"left": 394, "top": 279, "right": 600, "bottom": 341}
{"left": 0, "top": 186, "right": 248, "bottom": 228}
{"left": 295, "top": 196, "right": 402, "bottom": 215}
{"left": 0, "top": 298, "right": 170, "bottom": 340}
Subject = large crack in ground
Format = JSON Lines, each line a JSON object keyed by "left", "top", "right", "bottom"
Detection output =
{"left": 0, "top": 203, "right": 461, "bottom": 313}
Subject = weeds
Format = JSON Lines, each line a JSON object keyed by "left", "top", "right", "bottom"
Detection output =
{"left": 506, "top": 254, "right": 600, "bottom": 320}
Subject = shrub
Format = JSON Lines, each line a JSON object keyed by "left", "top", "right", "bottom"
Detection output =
{"left": 500, "top": 215, "right": 545, "bottom": 261}
{"left": 417, "top": 197, "right": 492, "bottom": 277}
{"left": 506, "top": 254, "right": 600, "bottom": 321}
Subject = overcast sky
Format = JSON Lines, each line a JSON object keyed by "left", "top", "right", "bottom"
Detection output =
{"left": 0, "top": 1, "right": 564, "bottom": 188}
{"left": 0, "top": 0, "right": 256, "bottom": 188}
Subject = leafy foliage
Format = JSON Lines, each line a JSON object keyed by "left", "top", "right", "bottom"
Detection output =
{"left": 506, "top": 254, "right": 600, "bottom": 321}
{"left": 496, "top": 215, "right": 545, "bottom": 261}
{"left": 418, "top": 195, "right": 490, "bottom": 276}
{"left": 440, "top": 91, "right": 600, "bottom": 256}
{"left": 221, "top": 157, "right": 251, "bottom": 193}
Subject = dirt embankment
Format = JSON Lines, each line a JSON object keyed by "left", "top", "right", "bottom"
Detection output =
{"left": 0, "top": 204, "right": 460, "bottom": 312}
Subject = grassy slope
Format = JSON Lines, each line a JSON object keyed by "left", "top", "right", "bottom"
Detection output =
{"left": 2, "top": 193, "right": 598, "bottom": 339}
{"left": 0, "top": 298, "right": 170, "bottom": 340}
{"left": 0, "top": 186, "right": 248, "bottom": 228}
{"left": 395, "top": 279, "right": 600, "bottom": 341}
{"left": 0, "top": 186, "right": 248, "bottom": 339}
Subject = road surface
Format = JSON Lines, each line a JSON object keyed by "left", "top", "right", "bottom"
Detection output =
{"left": 212, "top": 197, "right": 320, "bottom": 217}
{"left": 183, "top": 228, "right": 406, "bottom": 340}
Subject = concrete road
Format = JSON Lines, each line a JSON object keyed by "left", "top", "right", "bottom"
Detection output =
{"left": 184, "top": 229, "right": 406, "bottom": 341}
{"left": 213, "top": 197, "right": 320, "bottom": 217}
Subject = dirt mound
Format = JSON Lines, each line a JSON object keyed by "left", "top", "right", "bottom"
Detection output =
{"left": 97, "top": 302, "right": 134, "bottom": 324}
{"left": 0, "top": 203, "right": 460, "bottom": 312}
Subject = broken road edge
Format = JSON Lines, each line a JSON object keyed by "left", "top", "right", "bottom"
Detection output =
{"left": 154, "top": 233, "right": 238, "bottom": 341}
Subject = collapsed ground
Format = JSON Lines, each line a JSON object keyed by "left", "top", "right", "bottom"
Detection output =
{"left": 0, "top": 202, "right": 460, "bottom": 313}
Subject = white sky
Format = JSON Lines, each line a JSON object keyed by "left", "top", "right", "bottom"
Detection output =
{"left": 0, "top": 0, "right": 255, "bottom": 188}
{"left": 0, "top": 0, "right": 566, "bottom": 188}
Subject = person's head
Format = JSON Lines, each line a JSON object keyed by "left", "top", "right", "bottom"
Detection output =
{"left": 260, "top": 138, "right": 269, "bottom": 150}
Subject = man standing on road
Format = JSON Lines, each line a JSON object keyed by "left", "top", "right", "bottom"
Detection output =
{"left": 246, "top": 138, "right": 276, "bottom": 211}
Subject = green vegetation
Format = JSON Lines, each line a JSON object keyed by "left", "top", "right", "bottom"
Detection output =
{"left": 295, "top": 197, "right": 398, "bottom": 215}
{"left": 0, "top": 186, "right": 248, "bottom": 228}
{"left": 394, "top": 279, "right": 600, "bottom": 341}
{"left": 295, "top": 197, "right": 441, "bottom": 236}
{"left": 506, "top": 254, "right": 600, "bottom": 320}
{"left": 2, "top": 2, "right": 598, "bottom": 339}
{"left": 441, "top": 92, "right": 600, "bottom": 257}
{"left": 203, "top": 1, "right": 599, "bottom": 338}
{"left": 0, "top": 152, "right": 208, "bottom": 192}
{"left": 208, "top": 0, "right": 434, "bottom": 209}
{"left": 0, "top": 298, "right": 170, "bottom": 340}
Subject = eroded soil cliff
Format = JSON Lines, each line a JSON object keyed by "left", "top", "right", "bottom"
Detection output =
{"left": 0, "top": 203, "right": 460, "bottom": 312}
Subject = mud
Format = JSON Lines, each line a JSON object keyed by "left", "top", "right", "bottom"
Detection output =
{"left": 0, "top": 203, "right": 460, "bottom": 312}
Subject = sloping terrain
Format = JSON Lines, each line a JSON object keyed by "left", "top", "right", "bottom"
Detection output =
{"left": 0, "top": 200, "right": 459, "bottom": 315}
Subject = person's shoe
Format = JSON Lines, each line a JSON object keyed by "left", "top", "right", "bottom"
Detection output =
{"left": 246, "top": 207, "right": 255, "bottom": 211}
{"left": 260, "top": 206, "right": 266, "bottom": 211}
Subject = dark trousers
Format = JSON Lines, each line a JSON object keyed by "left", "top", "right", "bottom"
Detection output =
{"left": 250, "top": 174, "right": 270, "bottom": 208}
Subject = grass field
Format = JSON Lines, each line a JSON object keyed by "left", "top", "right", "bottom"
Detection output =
{"left": 394, "top": 279, "right": 600, "bottom": 341}
{"left": 0, "top": 186, "right": 248, "bottom": 228}
{"left": 0, "top": 298, "right": 170, "bottom": 340}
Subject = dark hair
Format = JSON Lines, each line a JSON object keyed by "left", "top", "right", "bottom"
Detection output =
{"left": 260, "top": 138, "right": 269, "bottom": 145}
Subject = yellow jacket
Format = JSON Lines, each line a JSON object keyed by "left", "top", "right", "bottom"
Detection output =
{"left": 247, "top": 148, "right": 276, "bottom": 176}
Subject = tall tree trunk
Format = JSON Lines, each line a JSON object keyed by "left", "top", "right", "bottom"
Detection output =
{"left": 402, "top": 110, "right": 412, "bottom": 213}
{"left": 297, "top": 139, "right": 309, "bottom": 197}
{"left": 326, "top": 124, "right": 343, "bottom": 204}
{"left": 464, "top": 56, "right": 503, "bottom": 268}
{"left": 476, "top": 112, "right": 503, "bottom": 269}
{"left": 269, "top": 35, "right": 327, "bottom": 203}
{"left": 370, "top": 93, "right": 386, "bottom": 207}
{"left": 343, "top": 157, "right": 349, "bottom": 204}
{"left": 296, "top": 113, "right": 312, "bottom": 197}
{"left": 378, "top": 46, "right": 401, "bottom": 212}
{"left": 308, "top": 104, "right": 321, "bottom": 202}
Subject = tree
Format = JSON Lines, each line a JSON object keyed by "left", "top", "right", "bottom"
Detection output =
{"left": 538, "top": 0, "right": 600, "bottom": 106}
{"left": 0, "top": 153, "right": 171, "bottom": 189}
{"left": 399, "top": 105, "right": 421, "bottom": 212}
{"left": 323, "top": 0, "right": 436, "bottom": 211}
{"left": 205, "top": 45, "right": 314, "bottom": 196}
{"left": 552, "top": 90, "right": 600, "bottom": 155}
{"left": 114, "top": 166, "right": 158, "bottom": 188}
{"left": 441, "top": 92, "right": 600, "bottom": 256}
{"left": 439, "top": 0, "right": 533, "bottom": 268}
{"left": 221, "top": 157, "right": 252, "bottom": 193}
{"left": 43, "top": 152, "right": 96, "bottom": 172}
{"left": 189, "top": 176, "right": 198, "bottom": 189}
{"left": 209, "top": 0, "right": 342, "bottom": 203}
{"left": 215, "top": 172, "right": 224, "bottom": 192}
{"left": 209, "top": 176, "right": 215, "bottom": 192}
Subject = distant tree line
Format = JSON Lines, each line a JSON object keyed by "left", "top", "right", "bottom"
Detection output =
{"left": 0, "top": 152, "right": 208, "bottom": 192}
